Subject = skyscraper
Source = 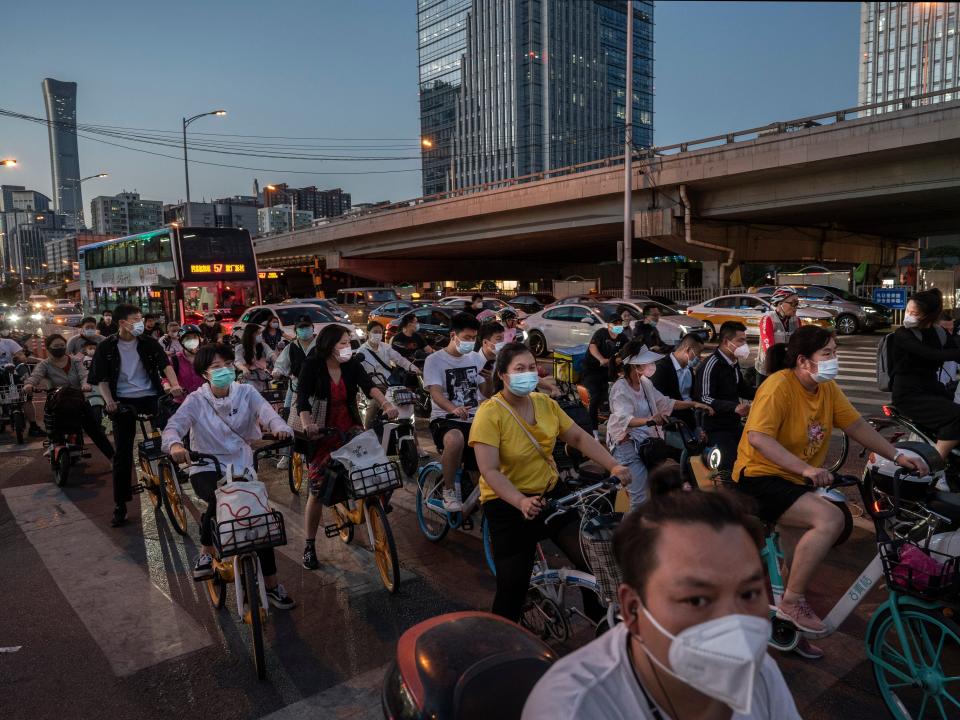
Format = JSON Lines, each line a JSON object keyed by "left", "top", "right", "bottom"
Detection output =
{"left": 417, "top": 0, "right": 654, "bottom": 196}
{"left": 858, "top": 2, "right": 959, "bottom": 113}
{"left": 41, "top": 78, "right": 83, "bottom": 226}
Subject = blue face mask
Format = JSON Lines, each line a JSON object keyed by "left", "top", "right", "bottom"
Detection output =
{"left": 507, "top": 371, "right": 539, "bottom": 396}
{"left": 457, "top": 338, "right": 476, "bottom": 355}
{"left": 209, "top": 367, "right": 235, "bottom": 388}
{"left": 610, "top": 325, "right": 624, "bottom": 336}
{"left": 296, "top": 327, "right": 312, "bottom": 341}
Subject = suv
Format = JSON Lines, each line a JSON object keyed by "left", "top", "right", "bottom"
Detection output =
{"left": 786, "top": 285, "right": 891, "bottom": 335}
{"left": 335, "top": 287, "right": 400, "bottom": 325}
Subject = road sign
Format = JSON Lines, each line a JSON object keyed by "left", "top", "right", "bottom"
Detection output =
{"left": 872, "top": 287, "right": 908, "bottom": 310}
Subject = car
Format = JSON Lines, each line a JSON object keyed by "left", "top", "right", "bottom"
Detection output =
{"left": 438, "top": 296, "right": 528, "bottom": 320}
{"left": 6, "top": 308, "right": 50, "bottom": 329}
{"left": 523, "top": 302, "right": 608, "bottom": 357}
{"left": 643, "top": 294, "right": 690, "bottom": 312}
{"left": 50, "top": 306, "right": 84, "bottom": 327}
{"left": 507, "top": 293, "right": 557, "bottom": 315}
{"left": 384, "top": 305, "right": 460, "bottom": 348}
{"left": 783, "top": 284, "right": 892, "bottom": 335}
{"left": 606, "top": 298, "right": 709, "bottom": 346}
{"left": 334, "top": 287, "right": 401, "bottom": 325}
{"left": 685, "top": 293, "right": 835, "bottom": 339}
{"left": 368, "top": 300, "right": 419, "bottom": 331}
{"left": 54, "top": 299, "right": 79, "bottom": 309}
{"left": 232, "top": 304, "right": 362, "bottom": 347}
{"left": 282, "top": 297, "right": 352, "bottom": 324}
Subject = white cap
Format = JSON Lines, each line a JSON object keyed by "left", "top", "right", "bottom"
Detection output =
{"left": 624, "top": 345, "right": 664, "bottom": 365}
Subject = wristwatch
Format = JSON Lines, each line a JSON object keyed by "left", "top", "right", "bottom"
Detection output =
{"left": 892, "top": 450, "right": 904, "bottom": 464}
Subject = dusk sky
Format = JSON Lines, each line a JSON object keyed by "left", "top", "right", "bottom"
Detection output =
{"left": 0, "top": 1, "right": 861, "bottom": 208}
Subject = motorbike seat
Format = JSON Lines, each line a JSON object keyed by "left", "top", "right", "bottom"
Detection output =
{"left": 452, "top": 651, "right": 555, "bottom": 720}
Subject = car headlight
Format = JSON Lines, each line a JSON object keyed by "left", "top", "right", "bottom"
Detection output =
{"left": 864, "top": 306, "right": 877, "bottom": 313}
{"left": 31, "top": 313, "right": 42, "bottom": 321}
{"left": 678, "top": 324, "right": 693, "bottom": 334}
{"left": 9, "top": 314, "right": 20, "bottom": 323}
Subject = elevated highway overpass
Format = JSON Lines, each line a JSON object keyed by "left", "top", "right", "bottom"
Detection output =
{"left": 256, "top": 90, "right": 960, "bottom": 284}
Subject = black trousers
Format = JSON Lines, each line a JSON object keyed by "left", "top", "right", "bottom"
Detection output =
{"left": 581, "top": 372, "right": 608, "bottom": 432}
{"left": 484, "top": 487, "right": 604, "bottom": 623}
{"left": 111, "top": 395, "right": 159, "bottom": 506}
{"left": 190, "top": 471, "right": 278, "bottom": 576}
{"left": 50, "top": 401, "right": 114, "bottom": 460}
{"left": 706, "top": 426, "right": 743, "bottom": 473}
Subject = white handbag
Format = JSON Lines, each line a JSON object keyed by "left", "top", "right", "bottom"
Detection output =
{"left": 214, "top": 465, "right": 272, "bottom": 549}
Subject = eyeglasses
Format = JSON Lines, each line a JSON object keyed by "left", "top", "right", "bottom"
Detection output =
{"left": 781, "top": 301, "right": 800, "bottom": 307}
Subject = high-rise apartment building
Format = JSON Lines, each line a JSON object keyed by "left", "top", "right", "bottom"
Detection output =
{"left": 262, "top": 184, "right": 352, "bottom": 218}
{"left": 417, "top": 0, "right": 654, "bottom": 196}
{"left": 258, "top": 205, "right": 314, "bottom": 235}
{"left": 858, "top": 2, "right": 960, "bottom": 113}
{"left": 90, "top": 192, "right": 164, "bottom": 236}
{"left": 41, "top": 78, "right": 83, "bottom": 226}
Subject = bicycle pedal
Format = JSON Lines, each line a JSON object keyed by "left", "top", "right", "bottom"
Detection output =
{"left": 132, "top": 483, "right": 146, "bottom": 495}
{"left": 323, "top": 523, "right": 347, "bottom": 538}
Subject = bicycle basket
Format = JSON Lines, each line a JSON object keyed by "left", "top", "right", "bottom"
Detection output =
{"left": 346, "top": 460, "right": 403, "bottom": 499}
{"left": 581, "top": 512, "right": 624, "bottom": 603}
{"left": 260, "top": 387, "right": 285, "bottom": 405}
{"left": 214, "top": 510, "right": 287, "bottom": 558}
{"left": 879, "top": 539, "right": 960, "bottom": 602}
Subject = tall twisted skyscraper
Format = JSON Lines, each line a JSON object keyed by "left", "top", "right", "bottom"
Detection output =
{"left": 417, "top": 0, "right": 654, "bottom": 196}
{"left": 41, "top": 78, "right": 82, "bottom": 227}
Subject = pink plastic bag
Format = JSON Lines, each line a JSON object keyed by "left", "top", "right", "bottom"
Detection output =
{"left": 891, "top": 544, "right": 944, "bottom": 591}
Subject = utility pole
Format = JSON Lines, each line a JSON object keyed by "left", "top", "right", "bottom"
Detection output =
{"left": 622, "top": 0, "right": 634, "bottom": 296}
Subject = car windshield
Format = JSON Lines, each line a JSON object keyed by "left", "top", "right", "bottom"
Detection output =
{"left": 275, "top": 306, "right": 335, "bottom": 325}
{"left": 52, "top": 308, "right": 76, "bottom": 315}
{"left": 366, "top": 290, "right": 398, "bottom": 303}
{"left": 631, "top": 300, "right": 680, "bottom": 316}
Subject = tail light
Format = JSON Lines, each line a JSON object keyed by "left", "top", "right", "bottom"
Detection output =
{"left": 882, "top": 405, "right": 893, "bottom": 417}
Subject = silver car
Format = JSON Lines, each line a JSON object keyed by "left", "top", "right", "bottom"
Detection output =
{"left": 607, "top": 297, "right": 708, "bottom": 347}
{"left": 232, "top": 304, "right": 362, "bottom": 347}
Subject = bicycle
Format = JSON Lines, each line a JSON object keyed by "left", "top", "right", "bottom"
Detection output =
{"left": 190, "top": 449, "right": 288, "bottom": 681}
{"left": 120, "top": 399, "right": 190, "bottom": 536}
{"left": 369, "top": 386, "right": 422, "bottom": 480}
{"left": 414, "top": 413, "right": 497, "bottom": 575}
{"left": 0, "top": 362, "right": 29, "bottom": 444}
{"left": 761, "top": 469, "right": 960, "bottom": 719}
{"left": 313, "top": 428, "right": 405, "bottom": 593}
{"left": 43, "top": 387, "right": 92, "bottom": 488}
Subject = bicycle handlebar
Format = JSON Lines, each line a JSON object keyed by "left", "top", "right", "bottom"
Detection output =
{"left": 541, "top": 476, "right": 620, "bottom": 525}
{"left": 187, "top": 451, "right": 223, "bottom": 477}
{"left": 252, "top": 435, "right": 293, "bottom": 462}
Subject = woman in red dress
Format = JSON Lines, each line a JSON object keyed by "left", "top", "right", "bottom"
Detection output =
{"left": 296, "top": 324, "right": 398, "bottom": 570}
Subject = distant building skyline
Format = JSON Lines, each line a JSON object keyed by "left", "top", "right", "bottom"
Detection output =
{"left": 858, "top": 2, "right": 959, "bottom": 113}
{"left": 41, "top": 78, "right": 83, "bottom": 227}
{"left": 417, "top": 0, "right": 654, "bottom": 196}
{"left": 90, "top": 191, "right": 164, "bottom": 236}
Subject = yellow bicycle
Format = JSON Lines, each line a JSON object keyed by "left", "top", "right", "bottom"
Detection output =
{"left": 123, "top": 400, "right": 189, "bottom": 536}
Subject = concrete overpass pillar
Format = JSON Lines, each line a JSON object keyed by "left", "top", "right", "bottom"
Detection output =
{"left": 701, "top": 261, "right": 720, "bottom": 288}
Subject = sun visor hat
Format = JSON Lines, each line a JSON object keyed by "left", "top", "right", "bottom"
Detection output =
{"left": 624, "top": 345, "right": 664, "bottom": 365}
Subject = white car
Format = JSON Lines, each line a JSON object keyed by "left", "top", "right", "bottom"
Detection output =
{"left": 524, "top": 301, "right": 706, "bottom": 357}
{"left": 232, "top": 304, "right": 362, "bottom": 347}
{"left": 438, "top": 296, "right": 528, "bottom": 320}
{"left": 606, "top": 297, "right": 708, "bottom": 347}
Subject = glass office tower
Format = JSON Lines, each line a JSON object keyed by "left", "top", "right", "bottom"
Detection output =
{"left": 41, "top": 78, "right": 83, "bottom": 227}
{"left": 858, "top": 2, "right": 959, "bottom": 113}
{"left": 417, "top": 0, "right": 654, "bottom": 196}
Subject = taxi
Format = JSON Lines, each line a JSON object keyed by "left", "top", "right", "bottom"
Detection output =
{"left": 685, "top": 293, "right": 834, "bottom": 340}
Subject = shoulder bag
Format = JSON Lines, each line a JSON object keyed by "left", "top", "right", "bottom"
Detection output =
{"left": 493, "top": 395, "right": 559, "bottom": 496}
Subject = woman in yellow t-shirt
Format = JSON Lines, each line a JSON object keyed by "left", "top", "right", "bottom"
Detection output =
{"left": 733, "top": 326, "right": 925, "bottom": 640}
{"left": 469, "top": 343, "right": 630, "bottom": 622}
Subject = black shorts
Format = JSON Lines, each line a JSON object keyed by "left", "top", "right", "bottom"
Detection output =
{"left": 736, "top": 472, "right": 811, "bottom": 524}
{"left": 429, "top": 417, "right": 477, "bottom": 470}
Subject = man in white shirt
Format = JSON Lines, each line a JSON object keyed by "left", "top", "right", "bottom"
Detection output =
{"left": 523, "top": 491, "right": 801, "bottom": 720}
{"left": 358, "top": 320, "right": 420, "bottom": 426}
{"left": 424, "top": 312, "right": 486, "bottom": 511}
{"left": 0, "top": 323, "right": 23, "bottom": 366}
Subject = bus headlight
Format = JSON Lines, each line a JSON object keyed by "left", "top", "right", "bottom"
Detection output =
{"left": 31, "top": 313, "right": 43, "bottom": 321}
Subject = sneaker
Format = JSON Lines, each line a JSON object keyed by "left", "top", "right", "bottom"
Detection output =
{"left": 777, "top": 597, "right": 826, "bottom": 635}
{"left": 442, "top": 487, "right": 462, "bottom": 512}
{"left": 110, "top": 504, "right": 127, "bottom": 528}
{"left": 302, "top": 543, "right": 319, "bottom": 570}
{"left": 276, "top": 456, "right": 289, "bottom": 470}
{"left": 266, "top": 583, "right": 296, "bottom": 610}
{"left": 192, "top": 553, "right": 215, "bottom": 580}
{"left": 793, "top": 637, "right": 825, "bottom": 660}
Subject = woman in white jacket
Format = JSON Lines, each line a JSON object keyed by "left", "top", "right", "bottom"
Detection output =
{"left": 357, "top": 320, "right": 421, "bottom": 426}
{"left": 161, "top": 342, "right": 296, "bottom": 610}
{"left": 606, "top": 341, "right": 711, "bottom": 509}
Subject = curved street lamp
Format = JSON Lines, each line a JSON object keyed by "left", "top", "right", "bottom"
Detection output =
{"left": 0, "top": 158, "right": 17, "bottom": 167}
{"left": 182, "top": 110, "right": 227, "bottom": 225}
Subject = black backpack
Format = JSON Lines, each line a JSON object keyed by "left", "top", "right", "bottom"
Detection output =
{"left": 877, "top": 326, "right": 947, "bottom": 392}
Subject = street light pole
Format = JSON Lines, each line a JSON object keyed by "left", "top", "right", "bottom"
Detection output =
{"left": 182, "top": 110, "right": 227, "bottom": 226}
{"left": 67, "top": 172, "right": 108, "bottom": 230}
{"left": 622, "top": 0, "right": 634, "bottom": 296}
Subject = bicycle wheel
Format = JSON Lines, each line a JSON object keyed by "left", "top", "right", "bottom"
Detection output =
{"left": 520, "top": 586, "right": 569, "bottom": 642}
{"left": 54, "top": 449, "right": 71, "bottom": 488}
{"left": 416, "top": 463, "right": 449, "bottom": 542}
{"left": 531, "top": 570, "right": 607, "bottom": 637}
{"left": 13, "top": 410, "right": 25, "bottom": 445}
{"left": 369, "top": 499, "right": 401, "bottom": 594}
{"left": 159, "top": 461, "right": 189, "bottom": 536}
{"left": 288, "top": 451, "right": 306, "bottom": 494}
{"left": 481, "top": 513, "right": 496, "bottom": 576}
{"left": 207, "top": 566, "right": 227, "bottom": 609}
{"left": 332, "top": 504, "right": 355, "bottom": 544}
{"left": 240, "top": 555, "right": 267, "bottom": 681}
{"left": 868, "top": 603, "right": 960, "bottom": 719}
{"left": 139, "top": 455, "right": 162, "bottom": 509}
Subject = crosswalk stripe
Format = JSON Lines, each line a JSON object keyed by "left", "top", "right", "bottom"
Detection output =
{"left": 2, "top": 484, "right": 212, "bottom": 676}
{"left": 256, "top": 663, "right": 387, "bottom": 719}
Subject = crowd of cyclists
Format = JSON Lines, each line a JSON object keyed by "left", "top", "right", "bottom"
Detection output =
{"left": 4, "top": 283, "right": 958, "bottom": 719}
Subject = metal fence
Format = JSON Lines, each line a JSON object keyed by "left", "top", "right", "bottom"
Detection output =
{"left": 598, "top": 286, "right": 747, "bottom": 304}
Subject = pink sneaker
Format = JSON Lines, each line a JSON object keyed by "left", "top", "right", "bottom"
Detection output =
{"left": 777, "top": 597, "right": 826, "bottom": 635}
{"left": 793, "top": 636, "right": 824, "bottom": 660}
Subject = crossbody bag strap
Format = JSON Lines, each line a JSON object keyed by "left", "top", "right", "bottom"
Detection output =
{"left": 637, "top": 378, "right": 663, "bottom": 441}
{"left": 199, "top": 392, "right": 253, "bottom": 446}
{"left": 367, "top": 347, "right": 393, "bottom": 373}
{"left": 493, "top": 395, "right": 559, "bottom": 492}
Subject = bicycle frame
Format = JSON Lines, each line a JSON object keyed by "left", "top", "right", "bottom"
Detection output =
{"left": 419, "top": 463, "right": 482, "bottom": 528}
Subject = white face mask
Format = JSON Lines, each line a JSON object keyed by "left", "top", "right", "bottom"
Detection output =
{"left": 493, "top": 341, "right": 506, "bottom": 354}
{"left": 812, "top": 357, "right": 840, "bottom": 383}
{"left": 637, "top": 604, "right": 771, "bottom": 715}
{"left": 733, "top": 342, "right": 750, "bottom": 360}
{"left": 369, "top": 332, "right": 382, "bottom": 345}
{"left": 902, "top": 314, "right": 920, "bottom": 328}
{"left": 337, "top": 347, "right": 353, "bottom": 362}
